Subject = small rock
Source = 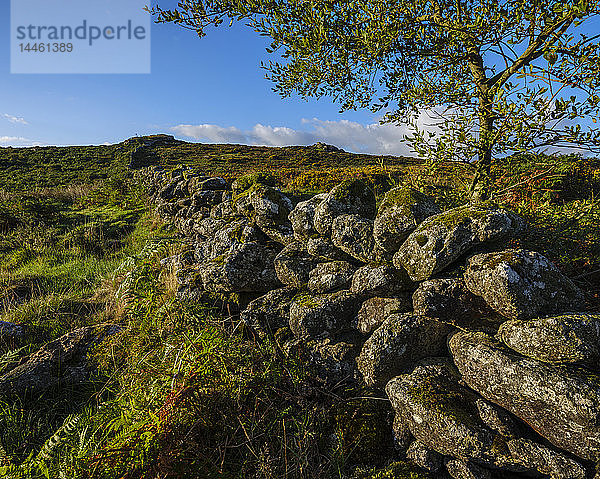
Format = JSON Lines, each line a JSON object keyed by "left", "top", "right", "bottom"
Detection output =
{"left": 314, "top": 180, "right": 376, "bottom": 236}
{"left": 351, "top": 263, "right": 414, "bottom": 297}
{"left": 240, "top": 287, "right": 297, "bottom": 338}
{"left": 274, "top": 242, "right": 320, "bottom": 288}
{"left": 357, "top": 314, "right": 451, "bottom": 388}
{"left": 355, "top": 296, "right": 412, "bottom": 335}
{"left": 289, "top": 193, "right": 328, "bottom": 240}
{"left": 412, "top": 278, "right": 499, "bottom": 328}
{"left": 307, "top": 236, "right": 356, "bottom": 262}
{"left": 201, "top": 243, "right": 282, "bottom": 293}
{"left": 308, "top": 261, "right": 356, "bottom": 293}
{"left": 407, "top": 440, "right": 444, "bottom": 473}
{"left": 445, "top": 460, "right": 492, "bottom": 479}
{"left": 331, "top": 214, "right": 376, "bottom": 262}
{"left": 0, "top": 326, "right": 118, "bottom": 399}
{"left": 374, "top": 187, "right": 441, "bottom": 253}
{"left": 285, "top": 333, "right": 360, "bottom": 384}
{"left": 507, "top": 438, "right": 586, "bottom": 479}
{"left": 289, "top": 290, "right": 361, "bottom": 338}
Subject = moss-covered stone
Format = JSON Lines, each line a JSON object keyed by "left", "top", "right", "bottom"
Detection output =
{"left": 374, "top": 187, "right": 441, "bottom": 254}
{"left": 497, "top": 313, "right": 600, "bottom": 369}
{"left": 393, "top": 205, "right": 523, "bottom": 281}
{"left": 464, "top": 249, "right": 585, "bottom": 320}
{"left": 449, "top": 330, "right": 600, "bottom": 461}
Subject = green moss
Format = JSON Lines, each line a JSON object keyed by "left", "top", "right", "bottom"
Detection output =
{"left": 233, "top": 172, "right": 276, "bottom": 193}
{"left": 380, "top": 187, "right": 429, "bottom": 212}
{"left": 352, "top": 461, "right": 434, "bottom": 479}
{"left": 292, "top": 293, "right": 320, "bottom": 308}
{"left": 331, "top": 178, "right": 375, "bottom": 205}
{"left": 421, "top": 204, "right": 494, "bottom": 230}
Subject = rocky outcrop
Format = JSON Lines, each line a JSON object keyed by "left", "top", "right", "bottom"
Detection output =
{"left": 0, "top": 326, "right": 118, "bottom": 399}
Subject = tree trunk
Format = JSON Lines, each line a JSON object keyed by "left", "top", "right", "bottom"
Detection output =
{"left": 469, "top": 104, "right": 495, "bottom": 202}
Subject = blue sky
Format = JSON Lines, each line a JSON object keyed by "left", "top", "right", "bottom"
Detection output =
{"left": 1, "top": 0, "right": 405, "bottom": 154}
{"left": 1, "top": 2, "right": 599, "bottom": 156}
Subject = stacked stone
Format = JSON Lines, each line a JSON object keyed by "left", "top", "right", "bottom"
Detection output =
{"left": 146, "top": 167, "right": 598, "bottom": 478}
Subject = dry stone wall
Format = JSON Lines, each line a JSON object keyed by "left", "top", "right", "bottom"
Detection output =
{"left": 138, "top": 165, "right": 599, "bottom": 479}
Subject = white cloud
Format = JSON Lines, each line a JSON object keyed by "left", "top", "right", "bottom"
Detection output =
{"left": 172, "top": 124, "right": 247, "bottom": 144}
{"left": 0, "top": 136, "right": 42, "bottom": 147}
{"left": 171, "top": 118, "right": 421, "bottom": 156}
{"left": 2, "top": 114, "right": 28, "bottom": 125}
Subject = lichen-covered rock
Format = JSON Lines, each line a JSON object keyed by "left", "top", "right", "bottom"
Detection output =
{"left": 307, "top": 261, "right": 356, "bottom": 293}
{"left": 190, "top": 190, "right": 227, "bottom": 209}
{"left": 274, "top": 242, "right": 320, "bottom": 288}
{"left": 194, "top": 176, "right": 228, "bottom": 191}
{"left": 412, "top": 278, "right": 499, "bottom": 328}
{"left": 0, "top": 326, "right": 118, "bottom": 399}
{"left": 445, "top": 460, "right": 492, "bottom": 479}
{"left": 289, "top": 193, "right": 328, "bottom": 240}
{"left": 393, "top": 205, "right": 523, "bottom": 281}
{"left": 314, "top": 180, "right": 376, "bottom": 236}
{"left": 374, "top": 187, "right": 441, "bottom": 253}
{"left": 200, "top": 242, "right": 282, "bottom": 293}
{"left": 233, "top": 183, "right": 295, "bottom": 244}
{"left": 284, "top": 333, "right": 360, "bottom": 384}
{"left": 210, "top": 200, "right": 235, "bottom": 219}
{"left": 240, "top": 287, "right": 297, "bottom": 338}
{"left": 331, "top": 214, "right": 376, "bottom": 262}
{"left": 386, "top": 358, "right": 585, "bottom": 476}
{"left": 393, "top": 415, "right": 413, "bottom": 451}
{"left": 386, "top": 359, "right": 507, "bottom": 468}
{"left": 192, "top": 217, "right": 227, "bottom": 240}
{"left": 407, "top": 440, "right": 444, "bottom": 473}
{"left": 449, "top": 330, "right": 600, "bottom": 461}
{"left": 350, "top": 264, "right": 414, "bottom": 297}
{"left": 355, "top": 296, "right": 412, "bottom": 335}
{"left": 306, "top": 236, "right": 356, "bottom": 262}
{"left": 464, "top": 249, "right": 585, "bottom": 320}
{"left": 497, "top": 313, "right": 600, "bottom": 369}
{"left": 196, "top": 217, "right": 267, "bottom": 263}
{"left": 506, "top": 438, "right": 586, "bottom": 479}
{"left": 289, "top": 290, "right": 361, "bottom": 338}
{"left": 357, "top": 314, "right": 451, "bottom": 388}
{"left": 231, "top": 173, "right": 276, "bottom": 196}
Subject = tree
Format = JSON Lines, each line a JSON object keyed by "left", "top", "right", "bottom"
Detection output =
{"left": 149, "top": 0, "right": 600, "bottom": 198}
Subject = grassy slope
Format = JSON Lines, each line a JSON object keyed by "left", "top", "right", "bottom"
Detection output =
{"left": 0, "top": 137, "right": 598, "bottom": 478}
